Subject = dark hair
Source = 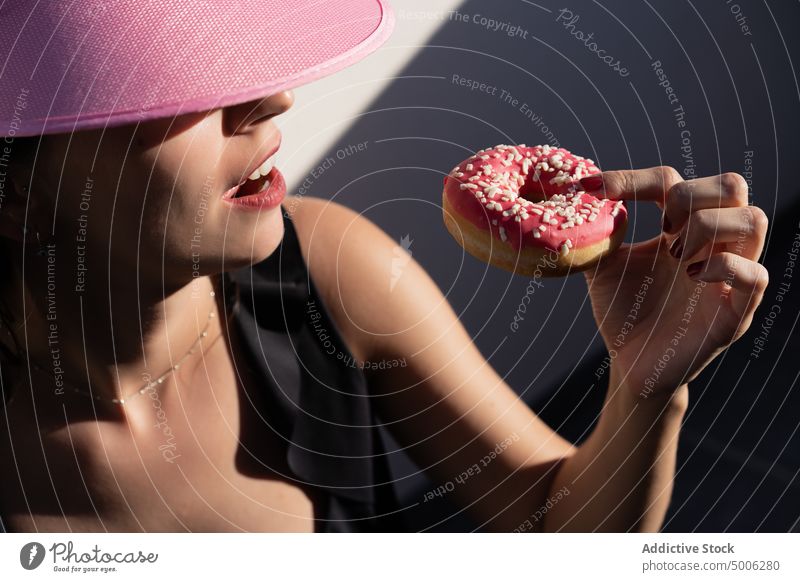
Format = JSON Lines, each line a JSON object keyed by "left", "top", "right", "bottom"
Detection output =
{"left": 0, "top": 134, "right": 42, "bottom": 406}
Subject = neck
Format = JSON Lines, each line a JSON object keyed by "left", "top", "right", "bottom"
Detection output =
{"left": 2, "top": 250, "right": 226, "bottom": 409}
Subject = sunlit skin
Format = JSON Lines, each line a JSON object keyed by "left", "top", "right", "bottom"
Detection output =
{"left": 0, "top": 90, "right": 768, "bottom": 532}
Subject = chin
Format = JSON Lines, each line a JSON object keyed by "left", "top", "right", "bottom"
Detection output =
{"left": 223, "top": 215, "right": 286, "bottom": 271}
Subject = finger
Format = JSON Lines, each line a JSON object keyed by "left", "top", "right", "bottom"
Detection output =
{"left": 668, "top": 206, "right": 769, "bottom": 263}
{"left": 686, "top": 252, "right": 769, "bottom": 316}
{"left": 578, "top": 166, "right": 683, "bottom": 209}
{"left": 663, "top": 172, "right": 749, "bottom": 235}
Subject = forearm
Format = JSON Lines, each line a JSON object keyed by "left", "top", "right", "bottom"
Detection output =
{"left": 539, "top": 367, "right": 688, "bottom": 532}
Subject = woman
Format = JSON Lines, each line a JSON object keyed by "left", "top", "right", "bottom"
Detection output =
{"left": 0, "top": 1, "right": 769, "bottom": 532}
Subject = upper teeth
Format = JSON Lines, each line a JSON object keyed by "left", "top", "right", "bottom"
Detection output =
{"left": 247, "top": 153, "right": 276, "bottom": 181}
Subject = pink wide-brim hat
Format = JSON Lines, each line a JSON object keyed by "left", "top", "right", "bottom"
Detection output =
{"left": 0, "top": 0, "right": 394, "bottom": 138}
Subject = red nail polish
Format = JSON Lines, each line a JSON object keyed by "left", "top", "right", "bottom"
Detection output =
{"left": 579, "top": 175, "right": 603, "bottom": 191}
{"left": 686, "top": 261, "right": 704, "bottom": 279}
{"left": 669, "top": 237, "right": 682, "bottom": 259}
{"left": 662, "top": 214, "right": 672, "bottom": 233}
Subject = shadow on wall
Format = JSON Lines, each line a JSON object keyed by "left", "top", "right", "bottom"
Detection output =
{"left": 295, "top": 0, "right": 800, "bottom": 531}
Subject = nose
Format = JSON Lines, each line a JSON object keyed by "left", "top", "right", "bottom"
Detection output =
{"left": 222, "top": 90, "right": 294, "bottom": 135}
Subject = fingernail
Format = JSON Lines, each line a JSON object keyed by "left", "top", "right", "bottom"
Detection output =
{"left": 579, "top": 175, "right": 604, "bottom": 191}
{"left": 661, "top": 213, "right": 672, "bottom": 233}
{"left": 669, "top": 237, "right": 683, "bottom": 259}
{"left": 686, "top": 261, "right": 705, "bottom": 279}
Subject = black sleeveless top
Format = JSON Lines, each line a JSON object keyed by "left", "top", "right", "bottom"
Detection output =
{"left": 221, "top": 206, "right": 403, "bottom": 532}
{"left": 0, "top": 207, "right": 403, "bottom": 533}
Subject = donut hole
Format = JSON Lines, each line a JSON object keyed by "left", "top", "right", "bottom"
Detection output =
{"left": 519, "top": 173, "right": 577, "bottom": 201}
{"left": 518, "top": 175, "right": 549, "bottom": 201}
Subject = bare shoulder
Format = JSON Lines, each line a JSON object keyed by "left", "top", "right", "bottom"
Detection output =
{"left": 283, "top": 195, "right": 408, "bottom": 362}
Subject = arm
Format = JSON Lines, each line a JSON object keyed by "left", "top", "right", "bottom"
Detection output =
{"left": 544, "top": 167, "right": 769, "bottom": 532}
{"left": 290, "top": 172, "right": 767, "bottom": 532}
{"left": 540, "top": 371, "right": 688, "bottom": 532}
{"left": 291, "top": 196, "right": 576, "bottom": 531}
{"left": 362, "top": 243, "right": 689, "bottom": 532}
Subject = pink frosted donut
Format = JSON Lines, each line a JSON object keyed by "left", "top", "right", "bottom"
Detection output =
{"left": 442, "top": 144, "right": 627, "bottom": 276}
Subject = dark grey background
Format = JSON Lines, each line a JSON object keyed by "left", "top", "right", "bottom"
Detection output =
{"left": 298, "top": 0, "right": 800, "bottom": 531}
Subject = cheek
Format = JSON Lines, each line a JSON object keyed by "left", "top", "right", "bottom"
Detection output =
{"left": 59, "top": 173, "right": 148, "bottom": 254}
{"left": 143, "top": 174, "right": 213, "bottom": 252}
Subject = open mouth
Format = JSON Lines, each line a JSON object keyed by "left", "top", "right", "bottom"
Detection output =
{"left": 232, "top": 167, "right": 274, "bottom": 198}
{"left": 229, "top": 152, "right": 277, "bottom": 199}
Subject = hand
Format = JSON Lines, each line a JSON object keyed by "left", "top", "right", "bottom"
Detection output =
{"left": 578, "top": 167, "right": 769, "bottom": 399}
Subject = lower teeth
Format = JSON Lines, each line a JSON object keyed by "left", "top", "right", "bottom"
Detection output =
{"left": 235, "top": 178, "right": 271, "bottom": 198}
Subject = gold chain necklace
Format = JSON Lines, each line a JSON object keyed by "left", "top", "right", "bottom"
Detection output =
{"left": 68, "top": 308, "right": 216, "bottom": 405}
{"left": 13, "top": 290, "right": 223, "bottom": 406}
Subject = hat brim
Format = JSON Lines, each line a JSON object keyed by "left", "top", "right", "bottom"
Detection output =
{"left": 1, "top": 0, "right": 395, "bottom": 137}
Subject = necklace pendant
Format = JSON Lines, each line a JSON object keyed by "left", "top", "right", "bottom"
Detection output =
{"left": 42, "top": 306, "right": 215, "bottom": 405}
